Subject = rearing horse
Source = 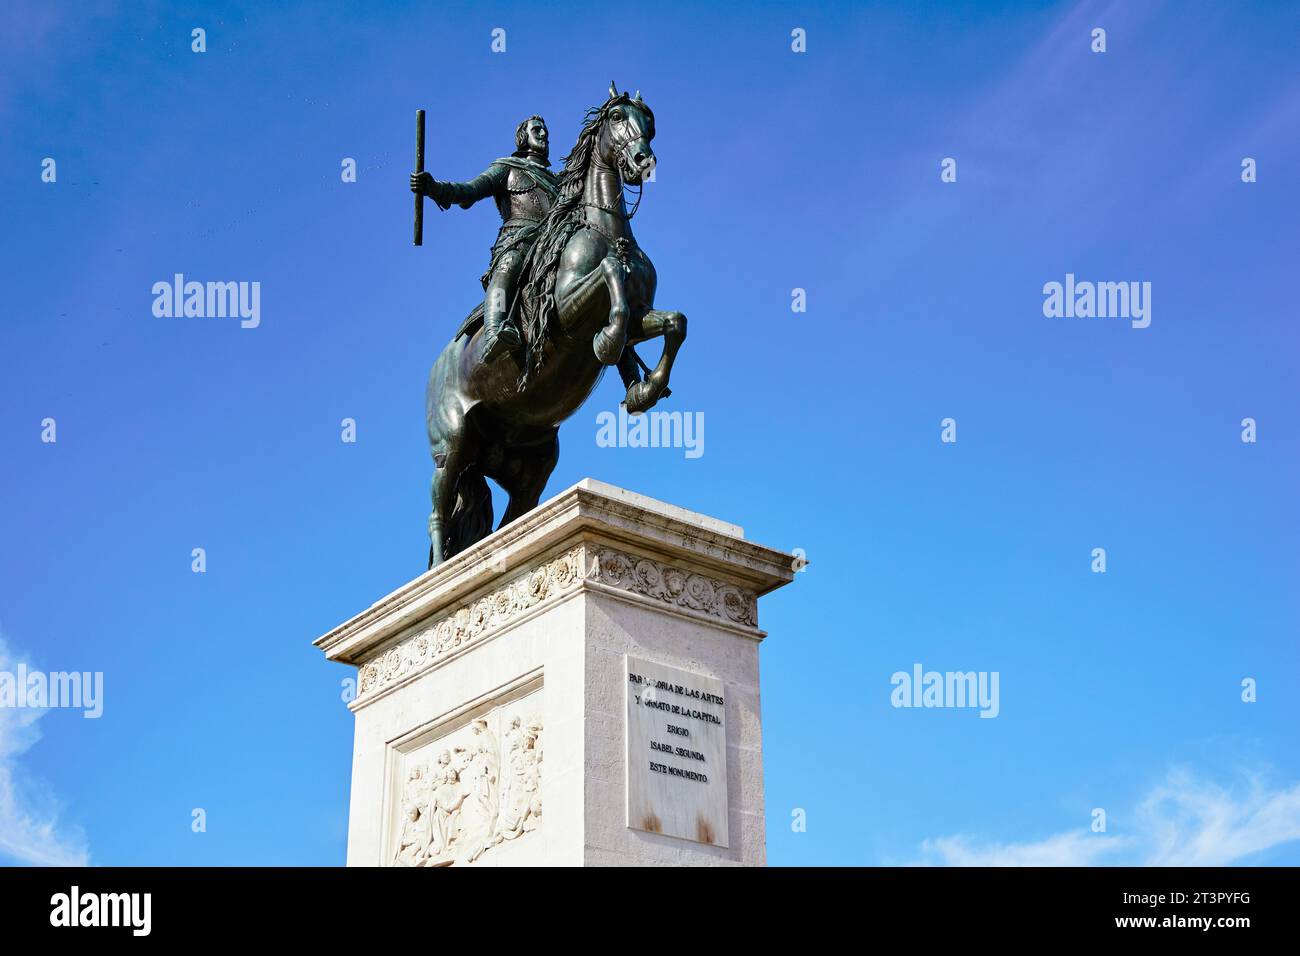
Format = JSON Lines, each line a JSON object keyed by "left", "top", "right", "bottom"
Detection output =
{"left": 424, "top": 85, "right": 686, "bottom": 566}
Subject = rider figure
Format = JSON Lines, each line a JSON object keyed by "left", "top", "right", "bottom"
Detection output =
{"left": 410, "top": 116, "right": 559, "bottom": 362}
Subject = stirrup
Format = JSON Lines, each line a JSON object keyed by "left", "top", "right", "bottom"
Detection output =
{"left": 482, "top": 324, "right": 522, "bottom": 362}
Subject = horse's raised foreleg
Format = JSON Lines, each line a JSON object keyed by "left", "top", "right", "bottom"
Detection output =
{"left": 592, "top": 256, "right": 631, "bottom": 364}
{"left": 623, "top": 309, "right": 687, "bottom": 414}
{"left": 556, "top": 256, "right": 631, "bottom": 365}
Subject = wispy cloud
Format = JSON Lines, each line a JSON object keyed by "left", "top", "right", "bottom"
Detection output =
{"left": 1139, "top": 769, "right": 1300, "bottom": 866}
{"left": 918, "top": 829, "right": 1129, "bottom": 867}
{"left": 911, "top": 767, "right": 1300, "bottom": 866}
{"left": 0, "top": 634, "right": 90, "bottom": 866}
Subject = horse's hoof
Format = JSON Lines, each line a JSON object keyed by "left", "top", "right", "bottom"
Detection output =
{"left": 592, "top": 328, "right": 624, "bottom": 365}
{"left": 624, "top": 380, "right": 659, "bottom": 414}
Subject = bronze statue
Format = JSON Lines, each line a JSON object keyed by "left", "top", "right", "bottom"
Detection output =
{"left": 412, "top": 83, "right": 686, "bottom": 567}
{"left": 411, "top": 116, "right": 558, "bottom": 361}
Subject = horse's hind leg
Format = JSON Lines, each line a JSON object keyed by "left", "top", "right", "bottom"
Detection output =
{"left": 494, "top": 430, "right": 559, "bottom": 531}
{"left": 428, "top": 426, "right": 480, "bottom": 568}
{"left": 623, "top": 309, "right": 687, "bottom": 414}
{"left": 428, "top": 448, "right": 456, "bottom": 568}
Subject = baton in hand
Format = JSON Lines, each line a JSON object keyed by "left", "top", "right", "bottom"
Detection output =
{"left": 413, "top": 109, "right": 426, "bottom": 246}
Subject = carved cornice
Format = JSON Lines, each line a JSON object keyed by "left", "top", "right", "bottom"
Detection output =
{"left": 359, "top": 547, "right": 584, "bottom": 700}
{"left": 316, "top": 480, "right": 794, "bottom": 669}
{"left": 588, "top": 547, "right": 758, "bottom": 628}
{"left": 356, "top": 545, "right": 758, "bottom": 702}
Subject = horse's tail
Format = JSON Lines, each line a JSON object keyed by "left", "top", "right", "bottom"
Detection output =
{"left": 444, "top": 467, "right": 493, "bottom": 561}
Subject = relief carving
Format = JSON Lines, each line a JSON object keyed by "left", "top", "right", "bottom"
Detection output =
{"left": 589, "top": 548, "right": 758, "bottom": 627}
{"left": 359, "top": 547, "right": 583, "bottom": 700}
{"left": 359, "top": 544, "right": 757, "bottom": 704}
{"left": 391, "top": 710, "right": 542, "bottom": 866}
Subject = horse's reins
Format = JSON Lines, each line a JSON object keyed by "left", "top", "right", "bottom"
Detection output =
{"left": 524, "top": 103, "right": 652, "bottom": 359}
{"left": 579, "top": 115, "right": 650, "bottom": 272}
{"left": 585, "top": 107, "right": 650, "bottom": 223}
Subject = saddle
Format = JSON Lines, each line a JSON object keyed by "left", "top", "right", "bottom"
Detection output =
{"left": 453, "top": 302, "right": 486, "bottom": 342}
{"left": 452, "top": 293, "right": 526, "bottom": 344}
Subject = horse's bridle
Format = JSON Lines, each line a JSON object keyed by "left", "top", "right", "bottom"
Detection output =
{"left": 588, "top": 105, "right": 651, "bottom": 220}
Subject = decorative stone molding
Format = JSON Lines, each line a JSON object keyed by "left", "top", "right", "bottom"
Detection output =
{"left": 359, "top": 547, "right": 583, "bottom": 700}
{"left": 316, "top": 480, "right": 793, "bottom": 673}
{"left": 356, "top": 544, "right": 759, "bottom": 702}
{"left": 317, "top": 481, "right": 794, "bottom": 866}
{"left": 588, "top": 547, "right": 758, "bottom": 628}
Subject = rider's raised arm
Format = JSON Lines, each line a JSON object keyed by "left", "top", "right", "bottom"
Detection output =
{"left": 428, "top": 163, "right": 507, "bottom": 211}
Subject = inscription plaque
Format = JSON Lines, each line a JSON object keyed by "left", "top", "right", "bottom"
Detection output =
{"left": 625, "top": 655, "right": 728, "bottom": 847}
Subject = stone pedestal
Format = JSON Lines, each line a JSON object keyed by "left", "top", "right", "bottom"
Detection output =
{"left": 314, "top": 479, "right": 794, "bottom": 866}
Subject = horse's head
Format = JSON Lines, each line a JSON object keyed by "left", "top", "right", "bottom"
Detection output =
{"left": 596, "top": 82, "right": 656, "bottom": 185}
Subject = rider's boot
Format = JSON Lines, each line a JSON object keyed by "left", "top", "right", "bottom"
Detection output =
{"left": 481, "top": 280, "right": 522, "bottom": 363}
{"left": 482, "top": 314, "right": 522, "bottom": 363}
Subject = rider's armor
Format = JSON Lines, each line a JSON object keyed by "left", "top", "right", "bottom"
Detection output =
{"left": 427, "top": 150, "right": 559, "bottom": 361}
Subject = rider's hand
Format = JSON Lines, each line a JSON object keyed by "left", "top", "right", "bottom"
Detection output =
{"left": 410, "top": 171, "right": 434, "bottom": 196}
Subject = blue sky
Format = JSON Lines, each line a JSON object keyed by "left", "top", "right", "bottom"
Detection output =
{"left": 2, "top": 0, "right": 1297, "bottom": 866}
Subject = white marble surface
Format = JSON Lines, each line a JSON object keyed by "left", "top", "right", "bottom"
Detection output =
{"left": 572, "top": 478, "right": 744, "bottom": 538}
{"left": 625, "top": 656, "right": 729, "bottom": 847}
{"left": 315, "top": 478, "right": 794, "bottom": 866}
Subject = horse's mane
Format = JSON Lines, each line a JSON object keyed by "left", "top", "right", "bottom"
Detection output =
{"left": 516, "top": 93, "right": 653, "bottom": 388}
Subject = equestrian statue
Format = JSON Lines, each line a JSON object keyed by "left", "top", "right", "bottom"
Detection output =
{"left": 410, "top": 83, "right": 687, "bottom": 567}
